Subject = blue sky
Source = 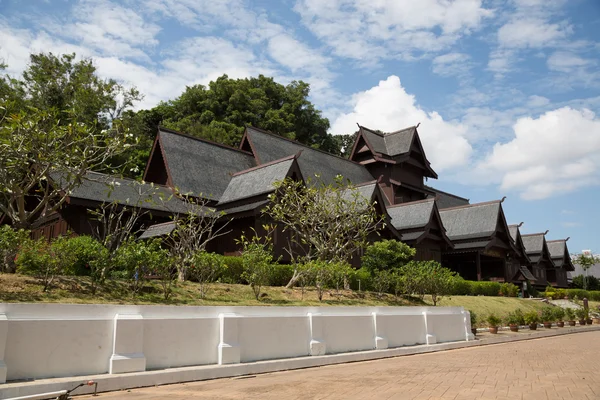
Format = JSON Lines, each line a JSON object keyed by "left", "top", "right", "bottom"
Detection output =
{"left": 1, "top": 0, "right": 599, "bottom": 254}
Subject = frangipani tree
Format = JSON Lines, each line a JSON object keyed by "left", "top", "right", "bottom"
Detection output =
{"left": 263, "top": 176, "right": 385, "bottom": 288}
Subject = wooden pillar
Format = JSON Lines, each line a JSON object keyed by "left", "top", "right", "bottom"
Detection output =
{"left": 476, "top": 251, "right": 482, "bottom": 281}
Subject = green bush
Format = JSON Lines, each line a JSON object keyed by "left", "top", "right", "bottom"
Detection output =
{"left": 269, "top": 264, "right": 295, "bottom": 287}
{"left": 540, "top": 307, "right": 555, "bottom": 322}
{"left": 524, "top": 310, "right": 540, "bottom": 325}
{"left": 54, "top": 235, "right": 107, "bottom": 276}
{"left": 468, "top": 310, "right": 477, "bottom": 327}
{"left": 500, "top": 283, "right": 519, "bottom": 297}
{"left": 0, "top": 225, "right": 30, "bottom": 273}
{"left": 588, "top": 291, "right": 600, "bottom": 301}
{"left": 349, "top": 267, "right": 372, "bottom": 291}
{"left": 553, "top": 307, "right": 565, "bottom": 322}
{"left": 572, "top": 275, "right": 600, "bottom": 291}
{"left": 361, "top": 239, "right": 415, "bottom": 272}
{"left": 218, "top": 256, "right": 245, "bottom": 284}
{"left": 486, "top": 313, "right": 502, "bottom": 327}
{"left": 564, "top": 308, "right": 575, "bottom": 321}
{"left": 505, "top": 309, "right": 525, "bottom": 326}
{"left": 565, "top": 289, "right": 589, "bottom": 300}
{"left": 190, "top": 251, "right": 226, "bottom": 298}
{"left": 470, "top": 281, "right": 502, "bottom": 296}
{"left": 450, "top": 277, "right": 471, "bottom": 295}
{"left": 15, "top": 239, "right": 53, "bottom": 277}
{"left": 113, "top": 239, "right": 170, "bottom": 295}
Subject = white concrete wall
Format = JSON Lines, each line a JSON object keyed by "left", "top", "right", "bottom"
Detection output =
{"left": 0, "top": 304, "right": 472, "bottom": 383}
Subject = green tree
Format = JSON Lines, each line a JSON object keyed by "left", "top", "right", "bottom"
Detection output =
{"left": 238, "top": 229, "right": 276, "bottom": 301}
{"left": 361, "top": 239, "right": 415, "bottom": 272}
{"left": 0, "top": 225, "right": 29, "bottom": 273}
{"left": 573, "top": 254, "right": 599, "bottom": 290}
{"left": 263, "top": 177, "right": 385, "bottom": 288}
{"left": 190, "top": 251, "right": 226, "bottom": 299}
{"left": 124, "top": 75, "right": 345, "bottom": 175}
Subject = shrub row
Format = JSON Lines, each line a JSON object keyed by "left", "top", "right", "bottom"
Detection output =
{"left": 544, "top": 287, "right": 600, "bottom": 302}
{"left": 450, "top": 279, "right": 519, "bottom": 297}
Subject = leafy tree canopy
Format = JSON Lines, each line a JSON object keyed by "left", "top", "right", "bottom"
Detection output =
{"left": 123, "top": 74, "right": 354, "bottom": 175}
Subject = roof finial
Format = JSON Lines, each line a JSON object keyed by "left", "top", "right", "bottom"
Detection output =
{"left": 500, "top": 196, "right": 507, "bottom": 203}
{"left": 544, "top": 230, "right": 549, "bottom": 235}
{"left": 356, "top": 122, "right": 361, "bottom": 129}
{"left": 416, "top": 122, "right": 421, "bottom": 128}
{"left": 566, "top": 237, "right": 570, "bottom": 242}
{"left": 517, "top": 222, "right": 524, "bottom": 227}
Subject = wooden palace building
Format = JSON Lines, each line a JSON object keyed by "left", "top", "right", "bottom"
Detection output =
{"left": 19, "top": 124, "right": 575, "bottom": 288}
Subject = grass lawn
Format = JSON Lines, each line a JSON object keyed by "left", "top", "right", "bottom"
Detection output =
{"left": 0, "top": 274, "right": 555, "bottom": 325}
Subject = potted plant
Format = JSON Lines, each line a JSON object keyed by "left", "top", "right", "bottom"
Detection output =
{"left": 564, "top": 308, "right": 576, "bottom": 326}
{"left": 505, "top": 309, "right": 524, "bottom": 332}
{"left": 575, "top": 307, "right": 587, "bottom": 325}
{"left": 469, "top": 310, "right": 477, "bottom": 336}
{"left": 540, "top": 307, "right": 555, "bottom": 329}
{"left": 487, "top": 313, "right": 502, "bottom": 334}
{"left": 524, "top": 310, "right": 539, "bottom": 330}
{"left": 553, "top": 307, "right": 565, "bottom": 328}
{"left": 585, "top": 308, "right": 593, "bottom": 325}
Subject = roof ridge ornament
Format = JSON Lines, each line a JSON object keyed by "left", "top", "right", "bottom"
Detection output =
{"left": 517, "top": 222, "right": 524, "bottom": 227}
{"left": 544, "top": 230, "right": 549, "bottom": 235}
{"left": 500, "top": 196, "right": 506, "bottom": 203}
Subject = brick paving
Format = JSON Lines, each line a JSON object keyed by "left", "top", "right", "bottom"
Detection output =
{"left": 80, "top": 331, "right": 600, "bottom": 400}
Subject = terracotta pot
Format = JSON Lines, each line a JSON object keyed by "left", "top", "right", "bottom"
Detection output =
{"left": 543, "top": 322, "right": 552, "bottom": 329}
{"left": 529, "top": 323, "right": 537, "bottom": 330}
{"left": 579, "top": 319, "right": 586, "bottom": 326}
{"left": 557, "top": 321, "right": 564, "bottom": 328}
{"left": 509, "top": 324, "right": 519, "bottom": 332}
{"left": 568, "top": 320, "right": 576, "bottom": 326}
{"left": 489, "top": 326, "right": 498, "bottom": 334}
{"left": 471, "top": 328, "right": 477, "bottom": 336}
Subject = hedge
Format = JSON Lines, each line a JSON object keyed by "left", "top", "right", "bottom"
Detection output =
{"left": 545, "top": 288, "right": 600, "bottom": 302}
{"left": 449, "top": 279, "right": 519, "bottom": 297}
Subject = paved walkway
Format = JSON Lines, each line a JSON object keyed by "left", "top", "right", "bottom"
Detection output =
{"left": 80, "top": 331, "right": 600, "bottom": 400}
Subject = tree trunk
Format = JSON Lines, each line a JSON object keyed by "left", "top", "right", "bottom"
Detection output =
{"left": 285, "top": 269, "right": 302, "bottom": 288}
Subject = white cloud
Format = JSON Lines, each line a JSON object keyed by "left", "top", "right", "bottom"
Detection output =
{"left": 331, "top": 76, "right": 473, "bottom": 171}
{"left": 432, "top": 52, "right": 471, "bottom": 77}
{"left": 497, "top": 18, "right": 569, "bottom": 49}
{"left": 547, "top": 51, "right": 592, "bottom": 72}
{"left": 294, "top": 0, "right": 492, "bottom": 62}
{"left": 477, "top": 107, "right": 600, "bottom": 200}
{"left": 527, "top": 95, "right": 550, "bottom": 108}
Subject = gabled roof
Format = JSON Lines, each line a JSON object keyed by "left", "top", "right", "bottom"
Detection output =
{"left": 521, "top": 232, "right": 556, "bottom": 268}
{"left": 508, "top": 223, "right": 531, "bottom": 264}
{"left": 57, "top": 171, "right": 192, "bottom": 214}
{"left": 547, "top": 239, "right": 575, "bottom": 271}
{"left": 386, "top": 198, "right": 452, "bottom": 247}
{"left": 242, "top": 127, "right": 374, "bottom": 186}
{"left": 425, "top": 186, "right": 470, "bottom": 209}
{"left": 439, "top": 200, "right": 503, "bottom": 241}
{"left": 359, "top": 125, "right": 415, "bottom": 157}
{"left": 387, "top": 198, "right": 436, "bottom": 230}
{"left": 139, "top": 221, "right": 176, "bottom": 239}
{"left": 151, "top": 127, "right": 256, "bottom": 200}
{"left": 218, "top": 155, "right": 300, "bottom": 205}
{"left": 355, "top": 125, "right": 438, "bottom": 179}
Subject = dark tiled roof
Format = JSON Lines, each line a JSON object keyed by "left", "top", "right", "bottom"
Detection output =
{"left": 359, "top": 126, "right": 415, "bottom": 156}
{"left": 387, "top": 198, "right": 435, "bottom": 230}
{"left": 218, "top": 157, "right": 295, "bottom": 204}
{"left": 245, "top": 127, "right": 374, "bottom": 186}
{"left": 425, "top": 186, "right": 470, "bottom": 209}
{"left": 439, "top": 201, "right": 501, "bottom": 241}
{"left": 508, "top": 224, "right": 519, "bottom": 242}
{"left": 547, "top": 239, "right": 575, "bottom": 271}
{"left": 547, "top": 240, "right": 566, "bottom": 259}
{"left": 59, "top": 171, "right": 191, "bottom": 214}
{"left": 139, "top": 221, "right": 176, "bottom": 239}
{"left": 519, "top": 266, "right": 537, "bottom": 282}
{"left": 399, "top": 231, "right": 425, "bottom": 241}
{"left": 339, "top": 181, "right": 379, "bottom": 204}
{"left": 159, "top": 128, "right": 256, "bottom": 200}
{"left": 221, "top": 200, "right": 270, "bottom": 216}
{"left": 521, "top": 233, "right": 545, "bottom": 255}
{"left": 451, "top": 240, "right": 492, "bottom": 250}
